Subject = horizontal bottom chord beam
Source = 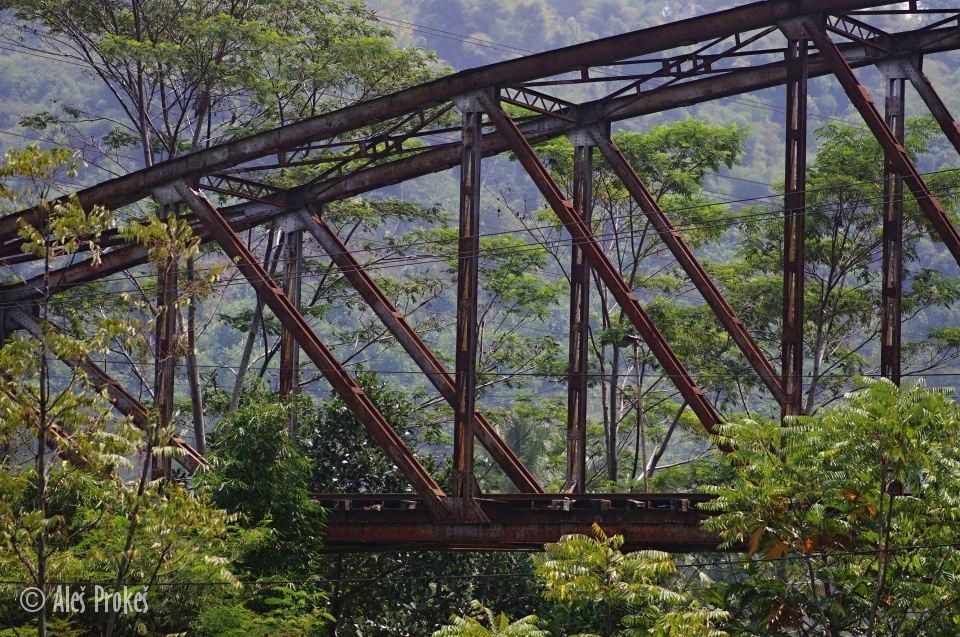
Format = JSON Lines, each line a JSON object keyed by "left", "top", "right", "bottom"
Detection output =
{"left": 316, "top": 493, "right": 728, "bottom": 552}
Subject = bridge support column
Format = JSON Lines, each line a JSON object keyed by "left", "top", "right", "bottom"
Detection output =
{"left": 279, "top": 215, "right": 304, "bottom": 433}
{"left": 453, "top": 95, "right": 484, "bottom": 508}
{"left": 781, "top": 34, "right": 808, "bottom": 420}
{"left": 565, "top": 131, "right": 594, "bottom": 493}
{"left": 878, "top": 62, "right": 906, "bottom": 386}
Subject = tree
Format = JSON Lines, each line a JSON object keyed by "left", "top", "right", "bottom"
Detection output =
{"left": 3, "top": 0, "right": 440, "bottom": 453}
{"left": 434, "top": 525, "right": 728, "bottom": 637}
{"left": 201, "top": 387, "right": 326, "bottom": 578}
{"left": 187, "top": 385, "right": 331, "bottom": 635}
{"left": 433, "top": 601, "right": 548, "bottom": 637}
{"left": 721, "top": 117, "right": 960, "bottom": 414}
{"left": 0, "top": 146, "right": 236, "bottom": 637}
{"left": 702, "top": 379, "right": 960, "bottom": 636}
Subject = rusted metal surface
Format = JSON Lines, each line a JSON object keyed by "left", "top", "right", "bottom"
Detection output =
{"left": 806, "top": 20, "right": 960, "bottom": 268}
{"left": 901, "top": 57, "right": 960, "bottom": 156}
{"left": 317, "top": 493, "right": 725, "bottom": 552}
{"left": 781, "top": 36, "right": 808, "bottom": 419}
{"left": 0, "top": 0, "right": 891, "bottom": 245}
{"left": 879, "top": 64, "right": 906, "bottom": 385}
{"left": 279, "top": 224, "right": 303, "bottom": 405}
{"left": 173, "top": 183, "right": 452, "bottom": 517}
{"left": 453, "top": 101, "right": 483, "bottom": 510}
{"left": 296, "top": 210, "right": 544, "bottom": 493}
{"left": 5, "top": 2, "right": 960, "bottom": 552}
{"left": 566, "top": 142, "right": 592, "bottom": 492}
{"left": 9, "top": 308, "right": 204, "bottom": 472}
{"left": 592, "top": 132, "right": 783, "bottom": 404}
{"left": 479, "top": 92, "right": 723, "bottom": 434}
{"left": 4, "top": 26, "right": 959, "bottom": 284}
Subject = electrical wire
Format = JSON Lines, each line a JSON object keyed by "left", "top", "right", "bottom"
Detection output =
{"left": 3, "top": 177, "right": 957, "bottom": 309}
{"left": 1, "top": 540, "right": 959, "bottom": 588}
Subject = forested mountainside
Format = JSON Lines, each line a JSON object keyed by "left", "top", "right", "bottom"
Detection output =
{"left": 3, "top": 1, "right": 960, "bottom": 635}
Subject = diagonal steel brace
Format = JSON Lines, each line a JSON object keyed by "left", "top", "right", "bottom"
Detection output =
{"left": 477, "top": 92, "right": 724, "bottom": 436}
{"left": 9, "top": 308, "right": 205, "bottom": 472}
{"left": 806, "top": 19, "right": 960, "bottom": 268}
{"left": 590, "top": 132, "right": 784, "bottom": 405}
{"left": 295, "top": 209, "right": 544, "bottom": 493}
{"left": 173, "top": 183, "right": 471, "bottom": 520}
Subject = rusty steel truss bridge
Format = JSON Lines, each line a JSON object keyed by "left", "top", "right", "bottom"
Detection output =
{"left": 3, "top": 0, "right": 960, "bottom": 551}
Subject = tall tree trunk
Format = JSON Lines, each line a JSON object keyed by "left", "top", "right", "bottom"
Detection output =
{"left": 35, "top": 226, "right": 51, "bottom": 637}
{"left": 607, "top": 343, "right": 620, "bottom": 483}
{"left": 185, "top": 257, "right": 205, "bottom": 454}
{"left": 230, "top": 229, "right": 283, "bottom": 410}
{"left": 645, "top": 402, "right": 686, "bottom": 479}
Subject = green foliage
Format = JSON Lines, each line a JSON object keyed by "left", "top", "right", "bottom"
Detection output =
{"left": 728, "top": 117, "right": 960, "bottom": 412}
{"left": 201, "top": 392, "right": 325, "bottom": 578}
{"left": 4, "top": 0, "right": 439, "bottom": 166}
{"left": 0, "top": 147, "right": 238, "bottom": 636}
{"left": 436, "top": 525, "right": 727, "bottom": 637}
{"left": 703, "top": 379, "right": 960, "bottom": 635}
{"left": 433, "top": 600, "right": 548, "bottom": 637}
{"left": 301, "top": 370, "right": 433, "bottom": 493}
{"left": 535, "top": 524, "right": 728, "bottom": 636}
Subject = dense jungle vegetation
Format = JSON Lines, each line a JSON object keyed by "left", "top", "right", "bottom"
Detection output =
{"left": 3, "top": 0, "right": 960, "bottom": 634}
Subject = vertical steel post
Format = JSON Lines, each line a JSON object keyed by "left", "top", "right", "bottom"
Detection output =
{"left": 782, "top": 37, "right": 808, "bottom": 420}
{"left": 280, "top": 219, "right": 304, "bottom": 432}
{"left": 880, "top": 65, "right": 906, "bottom": 385}
{"left": 566, "top": 138, "right": 593, "bottom": 493}
{"left": 453, "top": 97, "right": 483, "bottom": 503}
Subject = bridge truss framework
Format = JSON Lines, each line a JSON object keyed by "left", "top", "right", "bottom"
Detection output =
{"left": 3, "top": 0, "right": 960, "bottom": 550}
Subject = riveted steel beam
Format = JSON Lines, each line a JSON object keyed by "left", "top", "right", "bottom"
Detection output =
{"left": 296, "top": 209, "right": 544, "bottom": 493}
{"left": 172, "top": 183, "right": 456, "bottom": 519}
{"left": 781, "top": 36, "right": 808, "bottom": 419}
{"left": 877, "top": 61, "right": 907, "bottom": 385}
{"left": 279, "top": 216, "right": 304, "bottom": 434}
{"left": 565, "top": 139, "right": 593, "bottom": 493}
{"left": 453, "top": 96, "right": 484, "bottom": 510}
{"left": 478, "top": 92, "right": 724, "bottom": 435}
{"left": 898, "top": 58, "right": 960, "bottom": 160}
{"left": 0, "top": 0, "right": 891, "bottom": 242}
{"left": 5, "top": 26, "right": 960, "bottom": 290}
{"left": 806, "top": 19, "right": 960, "bottom": 269}
{"left": 317, "top": 493, "right": 726, "bottom": 552}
